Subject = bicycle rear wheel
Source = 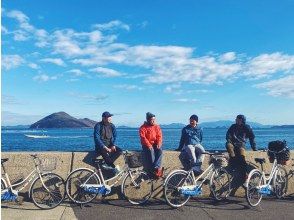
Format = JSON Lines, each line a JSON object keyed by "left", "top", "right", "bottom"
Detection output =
{"left": 246, "top": 169, "right": 264, "bottom": 207}
{"left": 65, "top": 168, "right": 101, "bottom": 204}
{"left": 121, "top": 170, "right": 153, "bottom": 205}
{"left": 273, "top": 165, "right": 288, "bottom": 199}
{"left": 31, "top": 173, "right": 65, "bottom": 209}
{"left": 164, "top": 170, "right": 193, "bottom": 208}
{"left": 210, "top": 167, "right": 231, "bottom": 201}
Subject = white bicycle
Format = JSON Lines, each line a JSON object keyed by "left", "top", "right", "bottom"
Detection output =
{"left": 164, "top": 152, "right": 231, "bottom": 208}
{"left": 1, "top": 154, "right": 65, "bottom": 209}
{"left": 65, "top": 151, "right": 153, "bottom": 205}
{"left": 245, "top": 149, "right": 288, "bottom": 207}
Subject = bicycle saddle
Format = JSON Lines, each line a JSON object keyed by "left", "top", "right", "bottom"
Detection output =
{"left": 255, "top": 158, "right": 266, "bottom": 164}
{"left": 1, "top": 158, "right": 9, "bottom": 164}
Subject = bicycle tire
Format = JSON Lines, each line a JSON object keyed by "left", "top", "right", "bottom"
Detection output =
{"left": 245, "top": 169, "right": 264, "bottom": 207}
{"left": 65, "top": 168, "right": 101, "bottom": 204}
{"left": 30, "top": 173, "right": 65, "bottom": 209}
{"left": 273, "top": 165, "right": 288, "bottom": 199}
{"left": 210, "top": 167, "right": 231, "bottom": 201}
{"left": 164, "top": 170, "right": 193, "bottom": 208}
{"left": 121, "top": 170, "right": 153, "bottom": 205}
{"left": 1, "top": 178, "right": 7, "bottom": 190}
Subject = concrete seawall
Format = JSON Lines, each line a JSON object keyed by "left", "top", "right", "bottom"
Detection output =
{"left": 2, "top": 151, "right": 294, "bottom": 199}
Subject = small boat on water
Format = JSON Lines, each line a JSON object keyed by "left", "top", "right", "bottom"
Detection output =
{"left": 25, "top": 134, "right": 50, "bottom": 139}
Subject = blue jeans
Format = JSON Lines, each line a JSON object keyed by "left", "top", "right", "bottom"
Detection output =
{"left": 142, "top": 146, "right": 163, "bottom": 171}
{"left": 183, "top": 144, "right": 205, "bottom": 172}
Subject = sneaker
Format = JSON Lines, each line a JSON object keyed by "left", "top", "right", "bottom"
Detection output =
{"left": 102, "top": 164, "right": 114, "bottom": 170}
{"left": 113, "top": 165, "right": 121, "bottom": 175}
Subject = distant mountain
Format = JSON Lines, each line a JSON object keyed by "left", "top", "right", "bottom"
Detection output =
{"left": 30, "top": 112, "right": 97, "bottom": 129}
{"left": 160, "top": 123, "right": 185, "bottom": 128}
{"left": 159, "top": 121, "right": 270, "bottom": 129}
{"left": 271, "top": 125, "right": 294, "bottom": 129}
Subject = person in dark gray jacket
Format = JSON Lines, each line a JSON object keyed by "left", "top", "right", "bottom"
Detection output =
{"left": 226, "top": 114, "right": 257, "bottom": 181}
{"left": 177, "top": 115, "right": 205, "bottom": 175}
{"left": 94, "top": 111, "right": 122, "bottom": 172}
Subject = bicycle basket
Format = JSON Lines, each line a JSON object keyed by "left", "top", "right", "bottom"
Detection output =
{"left": 39, "top": 158, "right": 57, "bottom": 171}
{"left": 209, "top": 156, "right": 228, "bottom": 168}
{"left": 125, "top": 153, "right": 143, "bottom": 168}
{"left": 267, "top": 140, "right": 290, "bottom": 164}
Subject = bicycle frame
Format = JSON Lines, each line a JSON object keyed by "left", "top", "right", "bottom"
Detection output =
{"left": 257, "top": 158, "right": 278, "bottom": 189}
{"left": 1, "top": 157, "right": 52, "bottom": 196}
{"left": 81, "top": 152, "right": 141, "bottom": 189}
{"left": 178, "top": 163, "right": 215, "bottom": 193}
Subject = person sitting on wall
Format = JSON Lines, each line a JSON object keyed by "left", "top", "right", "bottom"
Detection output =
{"left": 176, "top": 115, "right": 205, "bottom": 175}
{"left": 94, "top": 111, "right": 122, "bottom": 174}
{"left": 139, "top": 112, "right": 163, "bottom": 178}
{"left": 226, "top": 114, "right": 257, "bottom": 181}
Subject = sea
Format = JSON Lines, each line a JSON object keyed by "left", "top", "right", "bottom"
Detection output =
{"left": 1, "top": 127, "right": 294, "bottom": 152}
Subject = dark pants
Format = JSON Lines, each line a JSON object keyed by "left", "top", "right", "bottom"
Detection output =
{"left": 97, "top": 146, "right": 122, "bottom": 168}
{"left": 226, "top": 142, "right": 247, "bottom": 177}
{"left": 142, "top": 146, "right": 163, "bottom": 172}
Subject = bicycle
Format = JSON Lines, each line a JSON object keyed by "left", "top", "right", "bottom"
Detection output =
{"left": 245, "top": 148, "right": 288, "bottom": 207}
{"left": 164, "top": 152, "right": 231, "bottom": 208}
{"left": 1, "top": 154, "right": 65, "bottom": 209}
{"left": 65, "top": 151, "right": 153, "bottom": 205}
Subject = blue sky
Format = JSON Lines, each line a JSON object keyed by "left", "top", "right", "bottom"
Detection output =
{"left": 1, "top": 0, "right": 294, "bottom": 126}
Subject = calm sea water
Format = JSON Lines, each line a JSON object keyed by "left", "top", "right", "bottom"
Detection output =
{"left": 1, "top": 127, "right": 294, "bottom": 152}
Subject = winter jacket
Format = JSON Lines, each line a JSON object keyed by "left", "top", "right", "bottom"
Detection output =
{"left": 94, "top": 122, "right": 117, "bottom": 150}
{"left": 178, "top": 125, "right": 203, "bottom": 151}
{"left": 226, "top": 124, "right": 256, "bottom": 149}
{"left": 139, "top": 122, "right": 163, "bottom": 149}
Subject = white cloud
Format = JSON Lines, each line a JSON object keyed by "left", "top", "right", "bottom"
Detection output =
{"left": 1, "top": 111, "right": 42, "bottom": 126}
{"left": 173, "top": 98, "right": 197, "bottom": 103}
{"left": 93, "top": 20, "right": 130, "bottom": 31}
{"left": 3, "top": 9, "right": 50, "bottom": 46}
{"left": 245, "top": 53, "right": 294, "bottom": 79}
{"left": 3, "top": 8, "right": 294, "bottom": 96}
{"left": 28, "top": 63, "right": 39, "bottom": 69}
{"left": 67, "top": 69, "right": 85, "bottom": 76}
{"left": 90, "top": 67, "right": 122, "bottom": 77}
{"left": 68, "top": 92, "right": 108, "bottom": 103}
{"left": 2, "top": 95, "right": 23, "bottom": 105}
{"left": 164, "top": 84, "right": 182, "bottom": 93}
{"left": 2, "top": 54, "right": 24, "bottom": 70}
{"left": 219, "top": 52, "right": 236, "bottom": 62}
{"left": 255, "top": 75, "right": 294, "bottom": 98}
{"left": 40, "top": 58, "right": 66, "bottom": 66}
{"left": 2, "top": 25, "right": 8, "bottom": 34}
{"left": 33, "top": 74, "right": 58, "bottom": 82}
{"left": 114, "top": 84, "right": 144, "bottom": 90}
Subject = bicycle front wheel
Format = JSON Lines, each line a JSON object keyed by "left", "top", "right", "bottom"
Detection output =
{"left": 121, "top": 170, "right": 153, "bottom": 205}
{"left": 31, "top": 173, "right": 65, "bottom": 209}
{"left": 210, "top": 167, "right": 231, "bottom": 201}
{"left": 164, "top": 170, "right": 193, "bottom": 208}
{"left": 65, "top": 168, "right": 101, "bottom": 204}
{"left": 246, "top": 169, "right": 264, "bottom": 207}
{"left": 273, "top": 165, "right": 288, "bottom": 199}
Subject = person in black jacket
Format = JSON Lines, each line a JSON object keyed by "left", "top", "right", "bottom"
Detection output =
{"left": 94, "top": 111, "right": 122, "bottom": 172}
{"left": 226, "top": 114, "right": 257, "bottom": 180}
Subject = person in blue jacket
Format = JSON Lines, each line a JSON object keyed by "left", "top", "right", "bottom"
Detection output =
{"left": 176, "top": 115, "right": 205, "bottom": 175}
{"left": 94, "top": 111, "right": 122, "bottom": 172}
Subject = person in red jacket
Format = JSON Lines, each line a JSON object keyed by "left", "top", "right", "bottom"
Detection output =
{"left": 139, "top": 112, "right": 163, "bottom": 178}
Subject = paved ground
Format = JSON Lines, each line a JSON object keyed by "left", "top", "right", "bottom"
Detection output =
{"left": 2, "top": 196, "right": 294, "bottom": 220}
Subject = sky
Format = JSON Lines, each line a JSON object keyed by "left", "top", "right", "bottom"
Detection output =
{"left": 1, "top": 0, "right": 294, "bottom": 126}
